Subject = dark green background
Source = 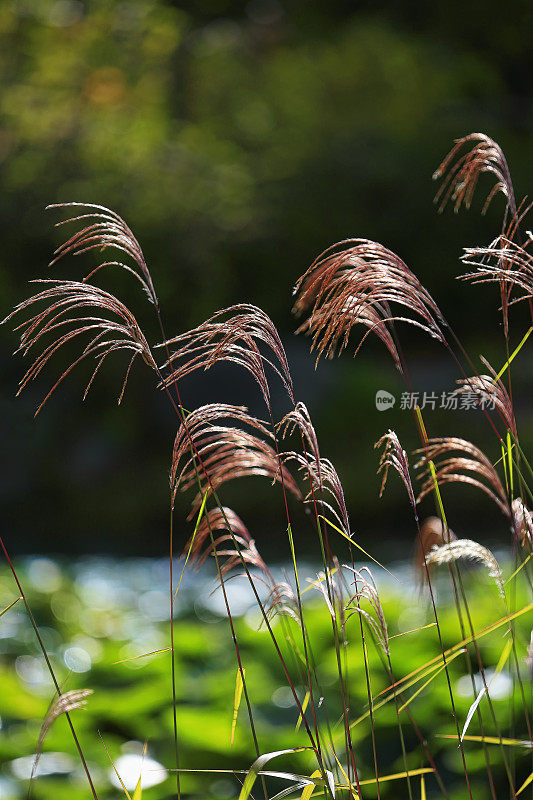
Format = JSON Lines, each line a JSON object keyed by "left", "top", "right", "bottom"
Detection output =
{"left": 2, "top": 0, "right": 532, "bottom": 558}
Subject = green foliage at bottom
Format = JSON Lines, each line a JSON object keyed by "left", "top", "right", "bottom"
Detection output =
{"left": 0, "top": 558, "right": 531, "bottom": 799}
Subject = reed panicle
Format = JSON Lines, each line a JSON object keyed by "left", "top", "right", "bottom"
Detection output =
{"left": 426, "top": 539, "right": 505, "bottom": 598}
{"left": 344, "top": 566, "right": 389, "bottom": 654}
{"left": 187, "top": 506, "right": 251, "bottom": 567}
{"left": 456, "top": 199, "right": 533, "bottom": 336}
{"left": 511, "top": 498, "right": 533, "bottom": 548}
{"left": 461, "top": 230, "right": 533, "bottom": 312}
{"left": 415, "top": 437, "right": 510, "bottom": 517}
{"left": 433, "top": 133, "right": 516, "bottom": 217}
{"left": 264, "top": 580, "right": 300, "bottom": 625}
{"left": 292, "top": 239, "right": 446, "bottom": 371}
{"left": 32, "top": 689, "right": 93, "bottom": 778}
{"left": 159, "top": 304, "right": 294, "bottom": 406}
{"left": 454, "top": 360, "right": 516, "bottom": 435}
{"left": 186, "top": 505, "right": 299, "bottom": 622}
{"left": 279, "top": 403, "right": 350, "bottom": 536}
{"left": 3, "top": 279, "right": 156, "bottom": 414}
{"left": 47, "top": 202, "right": 158, "bottom": 304}
{"left": 375, "top": 430, "right": 416, "bottom": 510}
{"left": 185, "top": 505, "right": 272, "bottom": 582}
{"left": 170, "top": 403, "right": 301, "bottom": 515}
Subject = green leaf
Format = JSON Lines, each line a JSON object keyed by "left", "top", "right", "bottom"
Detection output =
{"left": 230, "top": 667, "right": 245, "bottom": 745}
{"left": 237, "top": 749, "right": 309, "bottom": 800}
{"left": 460, "top": 636, "right": 513, "bottom": 741}
{"left": 495, "top": 326, "right": 532, "bottom": 380}
{"left": 517, "top": 770, "right": 533, "bottom": 795}
{"left": 319, "top": 516, "right": 399, "bottom": 581}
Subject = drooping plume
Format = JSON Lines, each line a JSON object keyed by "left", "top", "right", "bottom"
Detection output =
{"left": 171, "top": 403, "right": 301, "bottom": 515}
{"left": 185, "top": 506, "right": 252, "bottom": 569}
{"left": 279, "top": 402, "right": 349, "bottom": 536}
{"left": 433, "top": 133, "right": 516, "bottom": 218}
{"left": 415, "top": 437, "right": 510, "bottom": 518}
{"left": 454, "top": 358, "right": 516, "bottom": 435}
{"left": 196, "top": 513, "right": 269, "bottom": 581}
{"left": 186, "top": 505, "right": 298, "bottom": 623}
{"left": 31, "top": 689, "right": 93, "bottom": 785}
{"left": 4, "top": 280, "right": 156, "bottom": 414}
{"left": 461, "top": 220, "right": 533, "bottom": 336}
{"left": 426, "top": 539, "right": 505, "bottom": 598}
{"left": 292, "top": 239, "right": 445, "bottom": 371}
{"left": 344, "top": 566, "right": 389, "bottom": 654}
{"left": 159, "top": 304, "right": 294, "bottom": 406}
{"left": 48, "top": 203, "right": 158, "bottom": 305}
{"left": 375, "top": 429, "right": 416, "bottom": 510}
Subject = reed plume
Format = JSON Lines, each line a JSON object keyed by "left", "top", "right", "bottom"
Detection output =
{"left": 375, "top": 430, "right": 416, "bottom": 510}
{"left": 208, "top": 534, "right": 268, "bottom": 582}
{"left": 454, "top": 359, "right": 516, "bottom": 435}
{"left": 170, "top": 403, "right": 301, "bottom": 515}
{"left": 159, "top": 304, "right": 294, "bottom": 406}
{"left": 31, "top": 689, "right": 93, "bottom": 785}
{"left": 461, "top": 227, "right": 533, "bottom": 328}
{"left": 415, "top": 437, "right": 510, "bottom": 517}
{"left": 187, "top": 506, "right": 298, "bottom": 622}
{"left": 48, "top": 202, "right": 157, "bottom": 305}
{"left": 3, "top": 280, "right": 156, "bottom": 414}
{"left": 292, "top": 239, "right": 446, "bottom": 371}
{"left": 344, "top": 566, "right": 389, "bottom": 654}
{"left": 263, "top": 580, "right": 300, "bottom": 625}
{"left": 186, "top": 507, "right": 252, "bottom": 568}
{"left": 433, "top": 133, "right": 516, "bottom": 217}
{"left": 511, "top": 498, "right": 533, "bottom": 548}
{"left": 309, "top": 562, "right": 343, "bottom": 621}
{"left": 425, "top": 539, "right": 505, "bottom": 598}
{"left": 187, "top": 506, "right": 270, "bottom": 587}
{"left": 279, "top": 403, "right": 349, "bottom": 535}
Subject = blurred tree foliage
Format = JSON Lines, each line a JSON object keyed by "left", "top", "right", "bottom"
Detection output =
{"left": 1, "top": 0, "right": 532, "bottom": 555}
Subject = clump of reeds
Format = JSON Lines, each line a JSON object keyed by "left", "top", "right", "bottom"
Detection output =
{"left": 3, "top": 131, "right": 533, "bottom": 800}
